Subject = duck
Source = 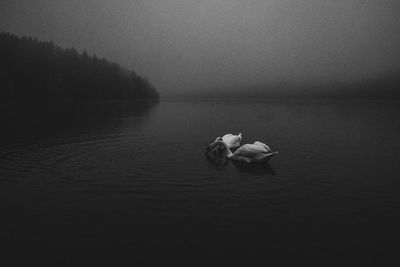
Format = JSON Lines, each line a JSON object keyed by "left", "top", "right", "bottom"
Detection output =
{"left": 206, "top": 138, "right": 278, "bottom": 163}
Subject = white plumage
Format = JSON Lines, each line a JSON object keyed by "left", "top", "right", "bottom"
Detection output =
{"left": 222, "top": 133, "right": 242, "bottom": 149}
{"left": 206, "top": 134, "right": 278, "bottom": 163}
{"left": 228, "top": 141, "right": 277, "bottom": 163}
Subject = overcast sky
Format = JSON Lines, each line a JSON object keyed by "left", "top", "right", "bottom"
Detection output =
{"left": 1, "top": 0, "right": 400, "bottom": 97}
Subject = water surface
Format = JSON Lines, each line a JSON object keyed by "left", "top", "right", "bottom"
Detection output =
{"left": 1, "top": 100, "right": 400, "bottom": 265}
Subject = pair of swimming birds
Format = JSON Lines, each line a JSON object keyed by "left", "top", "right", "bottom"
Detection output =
{"left": 206, "top": 133, "right": 278, "bottom": 163}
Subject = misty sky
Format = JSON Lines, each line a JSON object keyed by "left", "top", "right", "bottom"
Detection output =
{"left": 1, "top": 0, "right": 400, "bottom": 96}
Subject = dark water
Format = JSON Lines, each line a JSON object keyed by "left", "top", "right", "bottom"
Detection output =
{"left": 1, "top": 100, "right": 400, "bottom": 266}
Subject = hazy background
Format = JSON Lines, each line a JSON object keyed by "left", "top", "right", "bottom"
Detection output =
{"left": 1, "top": 0, "right": 400, "bottom": 98}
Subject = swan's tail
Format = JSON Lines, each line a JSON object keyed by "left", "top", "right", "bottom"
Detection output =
{"left": 258, "top": 151, "right": 278, "bottom": 162}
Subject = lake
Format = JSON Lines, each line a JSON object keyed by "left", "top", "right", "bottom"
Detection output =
{"left": 1, "top": 99, "right": 400, "bottom": 266}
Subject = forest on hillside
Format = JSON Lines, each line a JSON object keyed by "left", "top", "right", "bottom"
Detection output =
{"left": 0, "top": 32, "right": 159, "bottom": 101}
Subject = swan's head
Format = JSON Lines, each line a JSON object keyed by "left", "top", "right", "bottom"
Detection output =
{"left": 206, "top": 138, "right": 227, "bottom": 154}
{"left": 207, "top": 138, "right": 231, "bottom": 157}
{"left": 206, "top": 140, "right": 229, "bottom": 165}
{"left": 214, "top": 137, "right": 223, "bottom": 142}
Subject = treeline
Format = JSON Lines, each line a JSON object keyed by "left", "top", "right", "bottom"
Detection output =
{"left": 0, "top": 32, "right": 159, "bottom": 101}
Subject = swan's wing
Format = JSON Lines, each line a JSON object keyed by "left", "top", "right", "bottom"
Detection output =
{"left": 222, "top": 134, "right": 235, "bottom": 143}
{"left": 233, "top": 144, "right": 262, "bottom": 158}
{"left": 222, "top": 133, "right": 241, "bottom": 148}
{"left": 253, "top": 141, "right": 271, "bottom": 152}
{"left": 256, "top": 151, "right": 279, "bottom": 163}
{"left": 222, "top": 134, "right": 232, "bottom": 145}
{"left": 233, "top": 144, "right": 275, "bottom": 162}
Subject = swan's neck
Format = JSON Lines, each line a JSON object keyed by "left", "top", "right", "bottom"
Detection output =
{"left": 221, "top": 142, "right": 233, "bottom": 158}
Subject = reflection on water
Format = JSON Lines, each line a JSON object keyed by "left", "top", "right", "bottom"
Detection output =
{"left": 1, "top": 99, "right": 400, "bottom": 265}
{"left": 0, "top": 100, "right": 158, "bottom": 145}
{"left": 231, "top": 160, "right": 277, "bottom": 175}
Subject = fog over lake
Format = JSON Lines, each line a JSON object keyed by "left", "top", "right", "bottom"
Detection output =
{"left": 1, "top": 0, "right": 400, "bottom": 97}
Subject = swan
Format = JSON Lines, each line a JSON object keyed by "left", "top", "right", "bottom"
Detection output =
{"left": 206, "top": 138, "right": 278, "bottom": 163}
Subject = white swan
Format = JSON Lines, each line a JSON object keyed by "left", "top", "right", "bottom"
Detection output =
{"left": 207, "top": 138, "right": 278, "bottom": 163}
{"left": 221, "top": 133, "right": 242, "bottom": 149}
